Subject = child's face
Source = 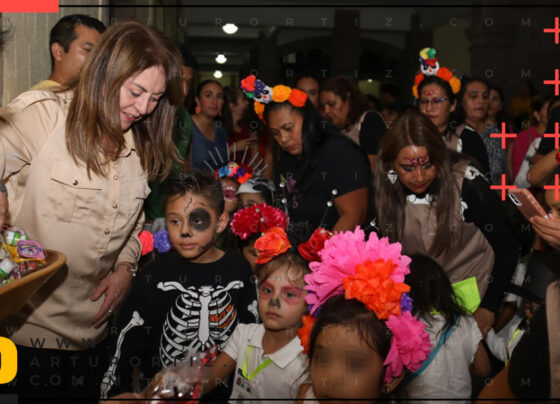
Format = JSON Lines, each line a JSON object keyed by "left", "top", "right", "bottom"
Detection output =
{"left": 241, "top": 240, "right": 258, "bottom": 273}
{"left": 166, "top": 192, "right": 228, "bottom": 262}
{"left": 545, "top": 189, "right": 560, "bottom": 219}
{"left": 220, "top": 178, "right": 239, "bottom": 216}
{"left": 238, "top": 192, "right": 266, "bottom": 208}
{"left": 258, "top": 267, "right": 307, "bottom": 332}
{"left": 311, "top": 324, "right": 384, "bottom": 402}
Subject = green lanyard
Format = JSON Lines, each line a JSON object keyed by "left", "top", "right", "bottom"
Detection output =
{"left": 242, "top": 346, "right": 273, "bottom": 380}
{"left": 505, "top": 328, "right": 522, "bottom": 365}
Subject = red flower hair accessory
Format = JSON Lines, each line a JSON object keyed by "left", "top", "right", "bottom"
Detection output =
{"left": 297, "top": 228, "right": 332, "bottom": 263}
{"left": 230, "top": 204, "right": 288, "bottom": 240}
{"left": 412, "top": 47, "right": 461, "bottom": 99}
{"left": 297, "top": 314, "right": 316, "bottom": 354}
{"left": 254, "top": 227, "right": 291, "bottom": 264}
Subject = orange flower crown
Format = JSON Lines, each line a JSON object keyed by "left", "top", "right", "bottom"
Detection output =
{"left": 254, "top": 227, "right": 292, "bottom": 265}
{"left": 412, "top": 47, "right": 461, "bottom": 99}
{"left": 240, "top": 74, "right": 308, "bottom": 121}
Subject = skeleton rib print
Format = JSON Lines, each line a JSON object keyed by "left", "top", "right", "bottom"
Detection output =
{"left": 157, "top": 280, "right": 243, "bottom": 367}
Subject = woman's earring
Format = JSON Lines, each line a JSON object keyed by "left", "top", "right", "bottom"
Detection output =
{"left": 387, "top": 169, "right": 397, "bottom": 184}
{"left": 195, "top": 105, "right": 201, "bottom": 115}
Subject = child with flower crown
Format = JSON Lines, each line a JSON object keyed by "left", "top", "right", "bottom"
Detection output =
{"left": 399, "top": 254, "right": 491, "bottom": 403}
{"left": 200, "top": 226, "right": 310, "bottom": 402}
{"left": 230, "top": 202, "right": 288, "bottom": 272}
{"left": 295, "top": 227, "right": 432, "bottom": 402}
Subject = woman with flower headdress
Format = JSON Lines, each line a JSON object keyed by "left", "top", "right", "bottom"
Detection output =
{"left": 412, "top": 47, "right": 490, "bottom": 177}
{"left": 240, "top": 75, "right": 371, "bottom": 235}
{"left": 373, "top": 110, "right": 518, "bottom": 338}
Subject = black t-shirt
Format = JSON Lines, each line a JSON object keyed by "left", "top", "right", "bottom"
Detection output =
{"left": 508, "top": 304, "right": 550, "bottom": 399}
{"left": 275, "top": 136, "right": 370, "bottom": 231}
{"left": 359, "top": 111, "right": 387, "bottom": 155}
{"left": 102, "top": 249, "right": 258, "bottom": 399}
{"left": 537, "top": 105, "right": 560, "bottom": 155}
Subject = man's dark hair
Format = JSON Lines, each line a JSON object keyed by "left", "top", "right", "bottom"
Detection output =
{"left": 49, "top": 14, "right": 106, "bottom": 66}
{"left": 178, "top": 44, "right": 197, "bottom": 69}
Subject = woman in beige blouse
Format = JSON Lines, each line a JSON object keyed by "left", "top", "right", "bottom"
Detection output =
{"left": 0, "top": 21, "right": 183, "bottom": 400}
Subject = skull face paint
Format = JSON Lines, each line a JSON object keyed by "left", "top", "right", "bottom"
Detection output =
{"left": 166, "top": 192, "right": 223, "bottom": 262}
{"left": 257, "top": 268, "right": 308, "bottom": 332}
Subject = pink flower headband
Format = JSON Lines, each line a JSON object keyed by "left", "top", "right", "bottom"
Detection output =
{"left": 240, "top": 75, "right": 308, "bottom": 121}
{"left": 303, "top": 227, "right": 432, "bottom": 383}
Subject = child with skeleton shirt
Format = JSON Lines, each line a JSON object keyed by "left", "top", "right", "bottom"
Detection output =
{"left": 99, "top": 171, "right": 258, "bottom": 400}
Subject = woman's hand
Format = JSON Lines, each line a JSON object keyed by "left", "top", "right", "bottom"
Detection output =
{"left": 530, "top": 215, "right": 560, "bottom": 250}
{"left": 91, "top": 263, "right": 134, "bottom": 328}
{"left": 233, "top": 134, "right": 258, "bottom": 152}
{"left": 0, "top": 191, "right": 8, "bottom": 229}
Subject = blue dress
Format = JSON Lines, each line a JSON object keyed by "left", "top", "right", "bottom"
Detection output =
{"left": 191, "top": 120, "right": 228, "bottom": 170}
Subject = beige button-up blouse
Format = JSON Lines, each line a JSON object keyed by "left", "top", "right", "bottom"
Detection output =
{"left": 0, "top": 90, "right": 148, "bottom": 350}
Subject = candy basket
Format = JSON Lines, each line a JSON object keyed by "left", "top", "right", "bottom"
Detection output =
{"left": 0, "top": 249, "right": 66, "bottom": 322}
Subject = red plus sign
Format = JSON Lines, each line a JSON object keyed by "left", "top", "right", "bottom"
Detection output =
{"left": 490, "top": 122, "right": 517, "bottom": 149}
{"left": 544, "top": 69, "right": 560, "bottom": 96}
{"left": 544, "top": 17, "right": 560, "bottom": 44}
{"left": 544, "top": 122, "right": 560, "bottom": 149}
{"left": 490, "top": 174, "right": 517, "bottom": 201}
{"left": 544, "top": 174, "right": 560, "bottom": 201}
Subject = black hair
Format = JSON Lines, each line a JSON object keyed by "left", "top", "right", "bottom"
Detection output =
{"left": 294, "top": 74, "right": 321, "bottom": 89}
{"left": 308, "top": 295, "right": 391, "bottom": 361}
{"left": 195, "top": 80, "right": 232, "bottom": 135}
{"left": 366, "top": 94, "right": 380, "bottom": 110}
{"left": 380, "top": 82, "right": 401, "bottom": 100}
{"left": 265, "top": 99, "right": 369, "bottom": 193}
{"left": 178, "top": 44, "right": 197, "bottom": 69}
{"left": 417, "top": 75, "right": 457, "bottom": 104}
{"left": 49, "top": 14, "right": 106, "bottom": 67}
{"left": 406, "top": 254, "right": 466, "bottom": 336}
{"left": 165, "top": 170, "right": 225, "bottom": 216}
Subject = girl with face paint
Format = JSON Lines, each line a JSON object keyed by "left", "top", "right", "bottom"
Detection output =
{"left": 201, "top": 251, "right": 311, "bottom": 402}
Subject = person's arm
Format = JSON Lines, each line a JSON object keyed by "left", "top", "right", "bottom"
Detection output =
{"left": 91, "top": 209, "right": 144, "bottom": 328}
{"left": 530, "top": 215, "right": 560, "bottom": 250}
{"left": 333, "top": 187, "right": 368, "bottom": 232}
{"left": 470, "top": 341, "right": 492, "bottom": 377}
{"left": 527, "top": 148, "right": 558, "bottom": 187}
{"left": 476, "top": 365, "right": 519, "bottom": 402}
{"left": 506, "top": 142, "right": 514, "bottom": 182}
{"left": 461, "top": 171, "right": 519, "bottom": 323}
{"left": 101, "top": 276, "right": 154, "bottom": 398}
{"left": 201, "top": 352, "right": 237, "bottom": 395}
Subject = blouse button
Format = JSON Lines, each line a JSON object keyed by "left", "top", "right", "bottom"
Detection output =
{"left": 113, "top": 175, "right": 119, "bottom": 180}
{"left": 104, "top": 229, "right": 110, "bottom": 235}
{"left": 112, "top": 203, "right": 118, "bottom": 209}
{"left": 72, "top": 179, "right": 78, "bottom": 186}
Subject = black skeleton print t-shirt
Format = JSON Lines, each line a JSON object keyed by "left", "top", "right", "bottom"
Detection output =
{"left": 100, "top": 249, "right": 258, "bottom": 399}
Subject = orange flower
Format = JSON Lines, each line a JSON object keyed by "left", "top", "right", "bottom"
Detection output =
{"left": 412, "top": 85, "right": 419, "bottom": 99}
{"left": 289, "top": 88, "right": 307, "bottom": 107}
{"left": 272, "top": 85, "right": 291, "bottom": 103}
{"left": 436, "top": 67, "right": 453, "bottom": 82}
{"left": 449, "top": 77, "right": 461, "bottom": 94}
{"left": 343, "top": 259, "right": 410, "bottom": 320}
{"left": 414, "top": 72, "right": 425, "bottom": 86}
{"left": 254, "top": 102, "right": 265, "bottom": 117}
{"left": 297, "top": 314, "right": 316, "bottom": 355}
{"left": 254, "top": 227, "right": 291, "bottom": 264}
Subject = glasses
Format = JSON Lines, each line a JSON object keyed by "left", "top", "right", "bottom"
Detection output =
{"left": 419, "top": 97, "right": 448, "bottom": 107}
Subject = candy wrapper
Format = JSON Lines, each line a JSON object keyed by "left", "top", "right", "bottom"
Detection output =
{"left": 142, "top": 351, "right": 206, "bottom": 403}
{"left": 0, "top": 227, "right": 47, "bottom": 288}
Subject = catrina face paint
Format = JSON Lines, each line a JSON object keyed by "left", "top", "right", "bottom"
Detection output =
{"left": 166, "top": 192, "right": 223, "bottom": 262}
{"left": 258, "top": 267, "right": 308, "bottom": 332}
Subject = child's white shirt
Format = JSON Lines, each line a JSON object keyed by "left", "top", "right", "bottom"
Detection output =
{"left": 485, "top": 314, "right": 525, "bottom": 362}
{"left": 223, "top": 323, "right": 309, "bottom": 403}
{"left": 400, "top": 314, "right": 482, "bottom": 403}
